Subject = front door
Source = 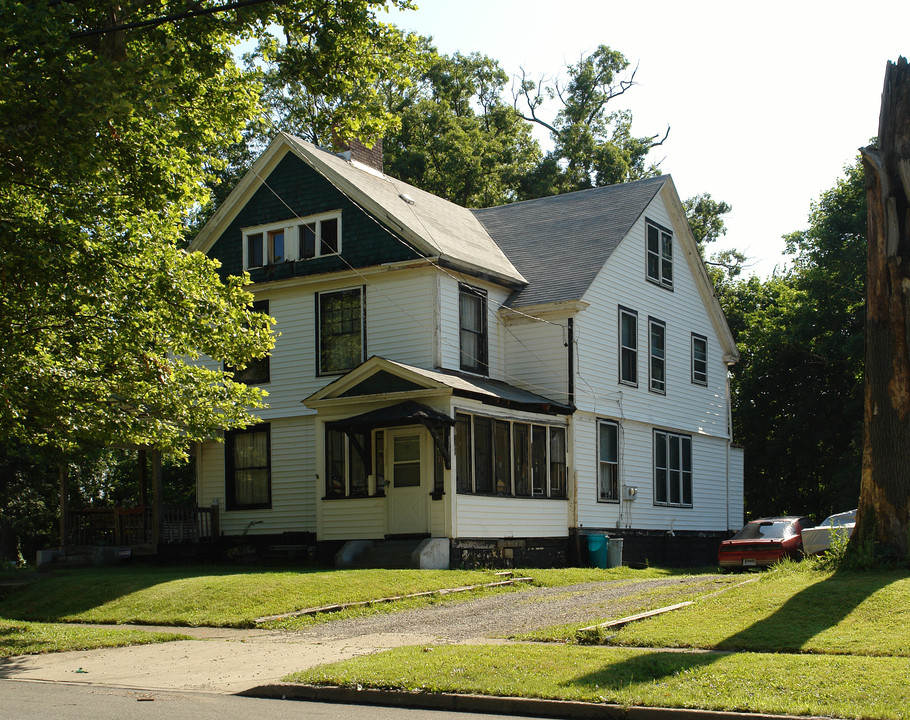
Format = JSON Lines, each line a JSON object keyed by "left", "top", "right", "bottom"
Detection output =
{"left": 387, "top": 429, "right": 428, "bottom": 535}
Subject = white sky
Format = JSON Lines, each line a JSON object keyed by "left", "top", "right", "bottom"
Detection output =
{"left": 389, "top": 0, "right": 910, "bottom": 277}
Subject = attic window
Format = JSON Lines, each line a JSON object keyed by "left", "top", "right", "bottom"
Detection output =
{"left": 300, "top": 212, "right": 341, "bottom": 259}
{"left": 646, "top": 219, "right": 673, "bottom": 290}
{"left": 243, "top": 211, "right": 342, "bottom": 269}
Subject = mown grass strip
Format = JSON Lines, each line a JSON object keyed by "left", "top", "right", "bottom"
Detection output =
{"left": 0, "top": 618, "right": 186, "bottom": 658}
{"left": 606, "top": 565, "right": 910, "bottom": 656}
{"left": 287, "top": 643, "right": 910, "bottom": 719}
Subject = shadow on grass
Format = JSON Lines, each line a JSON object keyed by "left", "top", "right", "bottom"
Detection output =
{"left": 0, "top": 565, "right": 323, "bottom": 623}
{"left": 573, "top": 566, "right": 899, "bottom": 688}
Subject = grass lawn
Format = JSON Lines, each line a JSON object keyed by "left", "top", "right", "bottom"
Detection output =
{"left": 0, "top": 619, "right": 186, "bottom": 658}
{"left": 288, "top": 643, "right": 910, "bottom": 719}
{"left": 287, "top": 563, "right": 910, "bottom": 718}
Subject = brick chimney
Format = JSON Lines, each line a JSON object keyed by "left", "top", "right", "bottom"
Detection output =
{"left": 330, "top": 133, "right": 383, "bottom": 174}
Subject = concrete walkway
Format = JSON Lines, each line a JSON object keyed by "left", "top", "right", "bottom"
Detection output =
{"left": 0, "top": 625, "right": 442, "bottom": 693}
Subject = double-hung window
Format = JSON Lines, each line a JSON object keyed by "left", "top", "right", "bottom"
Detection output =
{"left": 225, "top": 424, "right": 271, "bottom": 510}
{"left": 459, "top": 285, "right": 488, "bottom": 374}
{"left": 226, "top": 299, "right": 270, "bottom": 385}
{"left": 649, "top": 318, "right": 666, "bottom": 394}
{"left": 619, "top": 307, "right": 638, "bottom": 386}
{"left": 598, "top": 420, "right": 619, "bottom": 501}
{"left": 317, "top": 287, "right": 364, "bottom": 375}
{"left": 646, "top": 220, "right": 673, "bottom": 289}
{"left": 691, "top": 334, "right": 708, "bottom": 385}
{"left": 300, "top": 213, "right": 341, "bottom": 259}
{"left": 654, "top": 429, "right": 692, "bottom": 507}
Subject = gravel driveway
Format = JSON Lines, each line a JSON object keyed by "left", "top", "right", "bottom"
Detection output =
{"left": 295, "top": 575, "right": 720, "bottom": 643}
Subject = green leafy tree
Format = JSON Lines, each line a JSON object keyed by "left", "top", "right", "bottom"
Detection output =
{"left": 515, "top": 45, "right": 668, "bottom": 198}
{"left": 382, "top": 46, "right": 541, "bottom": 207}
{"left": 719, "top": 160, "right": 866, "bottom": 520}
{"left": 684, "top": 193, "right": 745, "bottom": 280}
{"left": 0, "top": 0, "right": 413, "bottom": 455}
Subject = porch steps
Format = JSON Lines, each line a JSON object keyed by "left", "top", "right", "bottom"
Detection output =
{"left": 348, "top": 539, "right": 426, "bottom": 569}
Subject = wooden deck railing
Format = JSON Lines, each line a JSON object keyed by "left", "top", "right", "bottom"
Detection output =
{"left": 66, "top": 504, "right": 219, "bottom": 547}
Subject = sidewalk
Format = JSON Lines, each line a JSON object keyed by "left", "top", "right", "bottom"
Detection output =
{"left": 0, "top": 626, "right": 814, "bottom": 720}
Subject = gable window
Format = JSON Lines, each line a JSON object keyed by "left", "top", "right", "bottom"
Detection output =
{"left": 325, "top": 428, "right": 369, "bottom": 498}
{"left": 649, "top": 318, "right": 666, "bottom": 394}
{"left": 317, "top": 287, "right": 364, "bottom": 375}
{"left": 225, "top": 424, "right": 271, "bottom": 510}
{"left": 654, "top": 429, "right": 692, "bottom": 508}
{"left": 268, "top": 229, "right": 285, "bottom": 264}
{"left": 598, "top": 420, "right": 619, "bottom": 502}
{"left": 226, "top": 300, "right": 270, "bottom": 385}
{"left": 619, "top": 307, "right": 638, "bottom": 386}
{"left": 459, "top": 285, "right": 488, "bottom": 374}
{"left": 300, "top": 213, "right": 341, "bottom": 259}
{"left": 454, "top": 412, "right": 566, "bottom": 499}
{"left": 246, "top": 232, "right": 264, "bottom": 269}
{"left": 692, "top": 334, "right": 708, "bottom": 385}
{"left": 646, "top": 220, "right": 673, "bottom": 289}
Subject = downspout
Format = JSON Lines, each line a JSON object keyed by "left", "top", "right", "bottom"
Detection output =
{"left": 567, "top": 318, "right": 575, "bottom": 406}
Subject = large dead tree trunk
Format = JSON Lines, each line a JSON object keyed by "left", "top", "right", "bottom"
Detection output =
{"left": 856, "top": 56, "right": 910, "bottom": 562}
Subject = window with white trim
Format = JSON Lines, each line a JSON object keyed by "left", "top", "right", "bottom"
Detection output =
{"left": 317, "top": 287, "right": 364, "bottom": 375}
{"left": 646, "top": 219, "right": 673, "bottom": 289}
{"left": 619, "top": 307, "right": 638, "bottom": 386}
{"left": 454, "top": 412, "right": 566, "bottom": 499}
{"left": 654, "top": 429, "right": 692, "bottom": 507}
{"left": 299, "top": 212, "right": 341, "bottom": 259}
{"left": 243, "top": 212, "right": 341, "bottom": 269}
{"left": 649, "top": 318, "right": 666, "bottom": 394}
{"left": 691, "top": 333, "right": 708, "bottom": 385}
{"left": 598, "top": 420, "right": 618, "bottom": 502}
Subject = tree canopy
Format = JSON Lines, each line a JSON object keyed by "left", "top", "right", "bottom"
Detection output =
{"left": 0, "top": 0, "right": 414, "bottom": 454}
{"left": 717, "top": 160, "right": 866, "bottom": 520}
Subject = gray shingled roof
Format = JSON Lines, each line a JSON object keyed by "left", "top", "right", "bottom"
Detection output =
{"left": 472, "top": 176, "right": 667, "bottom": 308}
{"left": 282, "top": 135, "right": 526, "bottom": 287}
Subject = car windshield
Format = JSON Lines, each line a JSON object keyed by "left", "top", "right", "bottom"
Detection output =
{"left": 821, "top": 510, "right": 856, "bottom": 527}
{"left": 732, "top": 521, "right": 794, "bottom": 540}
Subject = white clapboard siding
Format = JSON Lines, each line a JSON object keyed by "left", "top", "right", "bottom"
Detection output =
{"left": 574, "top": 190, "right": 729, "bottom": 440}
{"left": 197, "top": 416, "right": 317, "bottom": 535}
{"left": 320, "top": 497, "right": 387, "bottom": 541}
{"left": 438, "top": 274, "right": 511, "bottom": 379}
{"left": 503, "top": 315, "right": 569, "bottom": 404}
{"left": 454, "top": 495, "right": 569, "bottom": 538}
{"left": 574, "top": 413, "right": 735, "bottom": 533}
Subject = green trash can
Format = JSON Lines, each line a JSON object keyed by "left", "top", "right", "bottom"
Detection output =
{"left": 586, "top": 533, "right": 609, "bottom": 569}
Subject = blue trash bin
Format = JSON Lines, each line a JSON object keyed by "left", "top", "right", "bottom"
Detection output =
{"left": 586, "top": 533, "right": 609, "bottom": 569}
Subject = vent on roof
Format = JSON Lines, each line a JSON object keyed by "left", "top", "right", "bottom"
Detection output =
{"left": 399, "top": 192, "right": 416, "bottom": 205}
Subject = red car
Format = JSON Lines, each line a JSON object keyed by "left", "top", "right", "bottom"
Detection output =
{"left": 718, "top": 516, "right": 812, "bottom": 569}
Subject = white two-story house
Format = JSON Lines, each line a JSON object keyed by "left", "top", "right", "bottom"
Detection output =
{"left": 189, "top": 133, "right": 743, "bottom": 568}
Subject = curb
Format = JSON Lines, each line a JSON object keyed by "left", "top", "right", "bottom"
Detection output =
{"left": 239, "top": 683, "right": 823, "bottom": 720}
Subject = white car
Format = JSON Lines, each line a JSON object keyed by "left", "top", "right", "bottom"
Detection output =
{"left": 801, "top": 509, "right": 857, "bottom": 555}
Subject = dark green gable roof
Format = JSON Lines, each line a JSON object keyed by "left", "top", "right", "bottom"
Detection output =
{"left": 207, "top": 152, "right": 421, "bottom": 282}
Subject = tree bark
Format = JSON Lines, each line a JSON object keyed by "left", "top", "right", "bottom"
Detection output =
{"left": 856, "top": 56, "right": 910, "bottom": 562}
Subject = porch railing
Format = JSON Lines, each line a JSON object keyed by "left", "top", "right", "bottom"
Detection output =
{"left": 66, "top": 504, "right": 219, "bottom": 547}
